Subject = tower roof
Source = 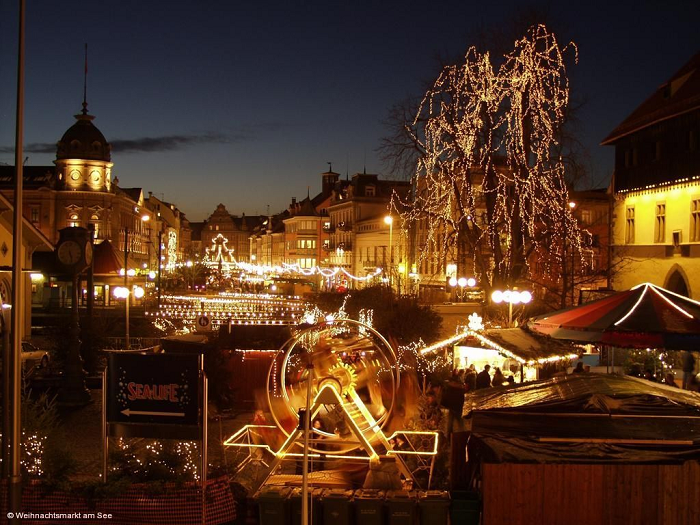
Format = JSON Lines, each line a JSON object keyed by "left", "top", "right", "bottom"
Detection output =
{"left": 56, "top": 111, "right": 111, "bottom": 162}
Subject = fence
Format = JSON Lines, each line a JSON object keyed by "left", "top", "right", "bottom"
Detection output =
{"left": 0, "top": 476, "right": 236, "bottom": 525}
{"left": 482, "top": 462, "right": 700, "bottom": 525}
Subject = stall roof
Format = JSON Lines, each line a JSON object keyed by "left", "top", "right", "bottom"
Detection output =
{"left": 470, "top": 327, "right": 579, "bottom": 365}
{"left": 463, "top": 374, "right": 700, "bottom": 464}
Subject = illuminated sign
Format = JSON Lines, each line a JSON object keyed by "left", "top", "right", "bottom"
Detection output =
{"left": 106, "top": 353, "right": 202, "bottom": 439}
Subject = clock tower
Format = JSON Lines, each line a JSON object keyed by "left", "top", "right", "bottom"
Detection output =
{"left": 54, "top": 103, "right": 113, "bottom": 194}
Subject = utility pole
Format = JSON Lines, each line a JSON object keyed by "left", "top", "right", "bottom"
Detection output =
{"left": 7, "top": 1, "right": 26, "bottom": 519}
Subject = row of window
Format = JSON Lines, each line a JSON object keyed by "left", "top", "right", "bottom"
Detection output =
{"left": 626, "top": 199, "right": 700, "bottom": 244}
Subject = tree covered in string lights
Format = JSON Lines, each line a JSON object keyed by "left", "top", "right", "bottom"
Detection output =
{"left": 387, "top": 24, "right": 588, "bottom": 300}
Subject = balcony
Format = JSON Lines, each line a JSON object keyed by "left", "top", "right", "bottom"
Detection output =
{"left": 322, "top": 224, "right": 334, "bottom": 233}
{"left": 337, "top": 221, "right": 353, "bottom": 232}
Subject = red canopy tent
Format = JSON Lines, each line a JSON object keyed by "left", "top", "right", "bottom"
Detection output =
{"left": 528, "top": 283, "right": 700, "bottom": 349}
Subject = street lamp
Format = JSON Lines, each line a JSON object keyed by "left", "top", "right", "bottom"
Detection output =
{"left": 491, "top": 289, "right": 532, "bottom": 327}
{"left": 115, "top": 285, "right": 144, "bottom": 349}
{"left": 449, "top": 276, "right": 477, "bottom": 302}
{"left": 568, "top": 201, "right": 577, "bottom": 305}
{"left": 122, "top": 215, "right": 150, "bottom": 349}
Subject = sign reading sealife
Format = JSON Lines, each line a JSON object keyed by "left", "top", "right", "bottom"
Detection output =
{"left": 106, "top": 353, "right": 201, "bottom": 428}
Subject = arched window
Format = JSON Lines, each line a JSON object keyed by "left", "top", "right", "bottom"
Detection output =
{"left": 89, "top": 214, "right": 101, "bottom": 239}
{"left": 68, "top": 213, "right": 80, "bottom": 227}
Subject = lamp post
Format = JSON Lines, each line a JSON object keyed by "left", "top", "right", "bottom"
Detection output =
{"left": 115, "top": 285, "right": 144, "bottom": 349}
{"left": 384, "top": 215, "right": 393, "bottom": 290}
{"left": 449, "top": 276, "right": 477, "bottom": 302}
{"left": 491, "top": 289, "right": 532, "bottom": 327}
{"left": 568, "top": 201, "right": 577, "bottom": 305}
{"left": 122, "top": 215, "right": 149, "bottom": 349}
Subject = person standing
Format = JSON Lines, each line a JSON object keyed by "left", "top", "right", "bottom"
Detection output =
{"left": 464, "top": 364, "right": 477, "bottom": 392}
{"left": 476, "top": 364, "right": 492, "bottom": 389}
{"left": 682, "top": 351, "right": 696, "bottom": 390}
{"left": 492, "top": 367, "right": 506, "bottom": 387}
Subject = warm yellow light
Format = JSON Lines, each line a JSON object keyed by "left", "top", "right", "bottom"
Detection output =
{"left": 30, "top": 273, "right": 44, "bottom": 282}
{"left": 384, "top": 215, "right": 393, "bottom": 225}
{"left": 133, "top": 286, "right": 145, "bottom": 299}
{"left": 113, "top": 286, "right": 129, "bottom": 299}
{"left": 141, "top": 215, "right": 150, "bottom": 222}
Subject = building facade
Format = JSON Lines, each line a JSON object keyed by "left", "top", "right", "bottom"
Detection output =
{"left": 0, "top": 105, "right": 154, "bottom": 272}
{"left": 603, "top": 52, "right": 700, "bottom": 298}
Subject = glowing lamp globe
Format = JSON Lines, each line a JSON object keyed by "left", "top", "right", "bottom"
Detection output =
{"left": 467, "top": 278, "right": 476, "bottom": 287}
{"left": 133, "top": 286, "right": 145, "bottom": 299}
{"left": 448, "top": 277, "right": 458, "bottom": 287}
{"left": 520, "top": 291, "right": 533, "bottom": 304}
{"left": 491, "top": 290, "right": 504, "bottom": 303}
{"left": 457, "top": 277, "right": 467, "bottom": 287}
{"left": 113, "top": 286, "right": 129, "bottom": 299}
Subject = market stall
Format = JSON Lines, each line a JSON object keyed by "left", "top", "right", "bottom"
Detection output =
{"left": 461, "top": 373, "right": 700, "bottom": 525}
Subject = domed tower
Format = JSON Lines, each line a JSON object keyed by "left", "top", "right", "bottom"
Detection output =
{"left": 54, "top": 102, "right": 113, "bottom": 192}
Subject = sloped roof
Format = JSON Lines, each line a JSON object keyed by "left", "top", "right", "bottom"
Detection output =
{"left": 295, "top": 197, "right": 318, "bottom": 217}
{"left": 0, "top": 191, "right": 53, "bottom": 252}
{"left": 93, "top": 239, "right": 128, "bottom": 274}
{"left": 0, "top": 165, "right": 55, "bottom": 189}
{"left": 463, "top": 373, "right": 700, "bottom": 464}
{"left": 118, "top": 187, "right": 143, "bottom": 204}
{"left": 528, "top": 282, "right": 700, "bottom": 349}
{"left": 602, "top": 51, "right": 700, "bottom": 145}
{"left": 477, "top": 327, "right": 579, "bottom": 364}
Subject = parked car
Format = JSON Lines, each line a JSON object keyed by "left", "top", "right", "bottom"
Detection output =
{"left": 21, "top": 341, "right": 49, "bottom": 369}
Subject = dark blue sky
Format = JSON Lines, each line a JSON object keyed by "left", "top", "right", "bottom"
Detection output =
{"left": 1, "top": 1, "right": 698, "bottom": 220}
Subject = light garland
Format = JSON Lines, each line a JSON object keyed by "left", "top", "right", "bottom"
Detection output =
{"left": 416, "top": 328, "right": 577, "bottom": 367}
{"left": 236, "top": 261, "right": 382, "bottom": 282}
{"left": 392, "top": 23, "right": 586, "bottom": 292}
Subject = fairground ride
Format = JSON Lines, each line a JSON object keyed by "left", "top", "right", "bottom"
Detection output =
{"left": 225, "top": 319, "right": 439, "bottom": 491}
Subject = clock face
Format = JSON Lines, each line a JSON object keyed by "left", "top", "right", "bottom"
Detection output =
{"left": 57, "top": 240, "right": 82, "bottom": 266}
{"left": 84, "top": 242, "right": 93, "bottom": 265}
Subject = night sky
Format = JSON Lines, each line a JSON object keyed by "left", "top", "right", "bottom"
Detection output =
{"left": 1, "top": 1, "right": 698, "bottom": 220}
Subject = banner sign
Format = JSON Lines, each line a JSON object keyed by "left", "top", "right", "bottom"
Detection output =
{"left": 107, "top": 353, "right": 200, "bottom": 428}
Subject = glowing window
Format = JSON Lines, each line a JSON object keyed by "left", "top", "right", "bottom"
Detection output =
{"left": 654, "top": 203, "right": 666, "bottom": 243}
{"left": 625, "top": 207, "right": 635, "bottom": 244}
{"left": 691, "top": 199, "right": 700, "bottom": 242}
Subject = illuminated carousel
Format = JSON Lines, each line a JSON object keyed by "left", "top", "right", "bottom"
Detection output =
{"left": 225, "top": 319, "right": 439, "bottom": 490}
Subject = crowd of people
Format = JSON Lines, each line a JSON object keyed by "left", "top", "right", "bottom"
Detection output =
{"left": 447, "top": 364, "right": 516, "bottom": 394}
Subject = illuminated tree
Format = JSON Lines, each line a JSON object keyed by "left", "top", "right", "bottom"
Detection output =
{"left": 390, "top": 24, "right": 587, "bottom": 298}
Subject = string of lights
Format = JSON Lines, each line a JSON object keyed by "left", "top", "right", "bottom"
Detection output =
{"left": 392, "top": 24, "right": 587, "bottom": 290}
